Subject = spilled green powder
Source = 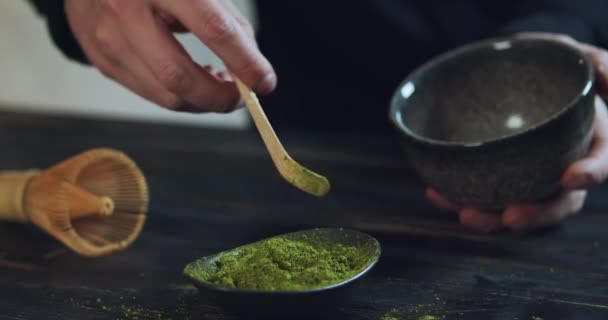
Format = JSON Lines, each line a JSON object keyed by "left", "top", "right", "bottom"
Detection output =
{"left": 184, "top": 237, "right": 370, "bottom": 291}
{"left": 379, "top": 307, "right": 444, "bottom": 320}
{"left": 121, "top": 304, "right": 165, "bottom": 320}
{"left": 381, "top": 308, "right": 401, "bottom": 320}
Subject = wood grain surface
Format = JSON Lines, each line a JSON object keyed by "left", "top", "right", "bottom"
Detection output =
{"left": 0, "top": 110, "right": 606, "bottom": 320}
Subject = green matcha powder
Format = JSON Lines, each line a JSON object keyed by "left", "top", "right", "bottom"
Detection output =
{"left": 184, "top": 237, "right": 370, "bottom": 291}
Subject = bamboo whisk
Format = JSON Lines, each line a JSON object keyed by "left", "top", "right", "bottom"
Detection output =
{"left": 0, "top": 148, "right": 149, "bottom": 257}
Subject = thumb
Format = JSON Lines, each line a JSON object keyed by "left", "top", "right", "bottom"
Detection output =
{"left": 562, "top": 97, "right": 608, "bottom": 189}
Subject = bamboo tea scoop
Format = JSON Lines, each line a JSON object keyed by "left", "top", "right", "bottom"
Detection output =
{"left": 0, "top": 148, "right": 149, "bottom": 257}
{"left": 233, "top": 77, "right": 331, "bottom": 197}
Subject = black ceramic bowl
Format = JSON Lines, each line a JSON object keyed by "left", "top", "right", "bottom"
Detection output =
{"left": 389, "top": 36, "right": 595, "bottom": 210}
{"left": 183, "top": 228, "right": 381, "bottom": 318}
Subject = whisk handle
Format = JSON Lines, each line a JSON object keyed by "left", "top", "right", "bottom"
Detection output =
{"left": 0, "top": 171, "right": 39, "bottom": 223}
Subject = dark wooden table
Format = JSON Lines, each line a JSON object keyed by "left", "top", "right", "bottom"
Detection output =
{"left": 0, "top": 110, "right": 607, "bottom": 320}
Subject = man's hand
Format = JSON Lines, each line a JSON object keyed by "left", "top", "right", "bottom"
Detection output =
{"left": 65, "top": 0, "right": 276, "bottom": 113}
{"left": 426, "top": 32, "right": 608, "bottom": 232}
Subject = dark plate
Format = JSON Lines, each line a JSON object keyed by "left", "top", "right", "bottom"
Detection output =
{"left": 183, "top": 228, "right": 381, "bottom": 318}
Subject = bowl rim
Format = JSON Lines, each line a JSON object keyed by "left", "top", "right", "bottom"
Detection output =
{"left": 389, "top": 36, "right": 594, "bottom": 148}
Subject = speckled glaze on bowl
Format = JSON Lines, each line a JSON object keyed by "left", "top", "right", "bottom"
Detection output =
{"left": 389, "top": 37, "right": 595, "bottom": 210}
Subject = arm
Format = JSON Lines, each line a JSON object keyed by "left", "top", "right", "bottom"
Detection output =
{"left": 27, "top": 0, "right": 276, "bottom": 113}
{"left": 28, "top": 0, "right": 89, "bottom": 64}
{"left": 494, "top": 0, "right": 608, "bottom": 48}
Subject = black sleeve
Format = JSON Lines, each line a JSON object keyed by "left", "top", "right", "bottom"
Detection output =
{"left": 494, "top": 0, "right": 608, "bottom": 49}
{"left": 28, "top": 0, "right": 90, "bottom": 64}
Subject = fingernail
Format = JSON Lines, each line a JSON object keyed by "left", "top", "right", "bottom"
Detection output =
{"left": 461, "top": 211, "right": 500, "bottom": 233}
{"left": 509, "top": 222, "right": 528, "bottom": 231}
{"left": 257, "top": 72, "right": 276, "bottom": 94}
{"left": 477, "top": 218, "right": 501, "bottom": 233}
{"left": 503, "top": 213, "right": 528, "bottom": 231}
{"left": 571, "top": 172, "right": 592, "bottom": 189}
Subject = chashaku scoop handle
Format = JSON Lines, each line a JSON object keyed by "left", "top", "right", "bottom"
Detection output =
{"left": 0, "top": 170, "right": 39, "bottom": 223}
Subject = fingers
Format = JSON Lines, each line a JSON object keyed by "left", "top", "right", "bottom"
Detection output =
{"left": 220, "top": 0, "right": 256, "bottom": 40}
{"left": 577, "top": 43, "right": 608, "bottom": 95}
{"left": 155, "top": 0, "right": 276, "bottom": 93}
{"left": 502, "top": 191, "right": 587, "bottom": 231}
{"left": 562, "top": 97, "right": 608, "bottom": 189}
{"left": 104, "top": 0, "right": 241, "bottom": 112}
{"left": 426, "top": 187, "right": 584, "bottom": 233}
{"left": 89, "top": 12, "right": 201, "bottom": 112}
{"left": 67, "top": 0, "right": 270, "bottom": 112}
{"left": 425, "top": 188, "right": 460, "bottom": 212}
{"left": 513, "top": 32, "right": 608, "bottom": 95}
{"left": 458, "top": 208, "right": 503, "bottom": 233}
{"left": 425, "top": 188, "right": 502, "bottom": 233}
